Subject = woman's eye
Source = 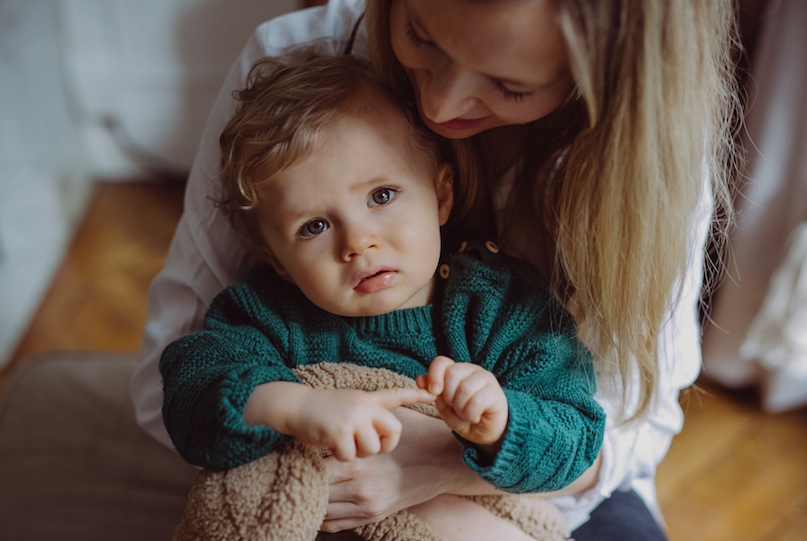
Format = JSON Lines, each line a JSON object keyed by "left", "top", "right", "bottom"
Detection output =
{"left": 495, "top": 81, "right": 532, "bottom": 102}
{"left": 300, "top": 219, "right": 328, "bottom": 237}
{"left": 369, "top": 188, "right": 397, "bottom": 207}
{"left": 405, "top": 21, "right": 431, "bottom": 48}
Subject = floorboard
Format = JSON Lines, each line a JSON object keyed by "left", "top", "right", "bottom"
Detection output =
{"left": 2, "top": 180, "right": 806, "bottom": 540}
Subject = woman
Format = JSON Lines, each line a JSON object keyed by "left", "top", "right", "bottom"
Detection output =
{"left": 131, "top": 1, "right": 739, "bottom": 539}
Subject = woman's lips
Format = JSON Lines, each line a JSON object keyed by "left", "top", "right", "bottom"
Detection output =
{"left": 353, "top": 270, "right": 397, "bottom": 293}
{"left": 440, "top": 117, "right": 488, "bottom": 131}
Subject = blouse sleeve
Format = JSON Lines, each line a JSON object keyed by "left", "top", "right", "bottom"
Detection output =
{"left": 130, "top": 0, "right": 366, "bottom": 447}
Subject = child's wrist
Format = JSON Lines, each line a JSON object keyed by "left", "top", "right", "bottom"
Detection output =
{"left": 244, "top": 381, "right": 310, "bottom": 434}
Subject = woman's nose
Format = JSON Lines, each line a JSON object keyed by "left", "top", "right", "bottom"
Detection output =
{"left": 418, "top": 67, "right": 479, "bottom": 124}
{"left": 340, "top": 222, "right": 381, "bottom": 261}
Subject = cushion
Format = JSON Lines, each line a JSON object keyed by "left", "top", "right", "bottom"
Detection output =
{"left": 0, "top": 352, "right": 197, "bottom": 541}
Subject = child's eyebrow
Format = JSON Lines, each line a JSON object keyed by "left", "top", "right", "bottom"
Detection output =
{"left": 350, "top": 175, "right": 394, "bottom": 192}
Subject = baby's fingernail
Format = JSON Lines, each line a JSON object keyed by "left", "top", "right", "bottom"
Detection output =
{"left": 429, "top": 385, "right": 440, "bottom": 394}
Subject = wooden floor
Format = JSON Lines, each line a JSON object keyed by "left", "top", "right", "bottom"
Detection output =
{"left": 2, "top": 180, "right": 806, "bottom": 541}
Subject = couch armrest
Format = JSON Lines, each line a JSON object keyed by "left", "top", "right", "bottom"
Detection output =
{"left": 0, "top": 352, "right": 197, "bottom": 541}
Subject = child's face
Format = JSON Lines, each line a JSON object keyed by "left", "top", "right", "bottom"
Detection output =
{"left": 259, "top": 97, "right": 453, "bottom": 317}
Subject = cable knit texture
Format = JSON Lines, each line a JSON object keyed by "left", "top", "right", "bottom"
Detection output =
{"left": 160, "top": 240, "right": 605, "bottom": 492}
{"left": 171, "top": 363, "right": 571, "bottom": 541}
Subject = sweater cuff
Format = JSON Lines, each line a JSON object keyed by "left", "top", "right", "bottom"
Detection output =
{"left": 458, "top": 390, "right": 554, "bottom": 493}
{"left": 219, "top": 366, "right": 299, "bottom": 442}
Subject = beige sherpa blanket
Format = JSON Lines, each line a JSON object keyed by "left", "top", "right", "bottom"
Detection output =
{"left": 172, "top": 363, "right": 569, "bottom": 541}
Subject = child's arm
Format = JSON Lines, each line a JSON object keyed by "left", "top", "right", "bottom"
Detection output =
{"left": 245, "top": 382, "right": 435, "bottom": 461}
{"left": 415, "top": 356, "right": 508, "bottom": 457}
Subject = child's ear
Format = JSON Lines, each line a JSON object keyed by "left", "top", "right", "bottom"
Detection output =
{"left": 435, "top": 163, "right": 454, "bottom": 226}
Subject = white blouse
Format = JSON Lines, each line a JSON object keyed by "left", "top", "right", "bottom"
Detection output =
{"left": 130, "top": 0, "right": 711, "bottom": 530}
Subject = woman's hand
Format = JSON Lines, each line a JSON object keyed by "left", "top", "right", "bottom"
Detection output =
{"left": 321, "top": 406, "right": 477, "bottom": 532}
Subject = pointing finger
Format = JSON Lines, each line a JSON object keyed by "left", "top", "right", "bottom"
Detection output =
{"left": 372, "top": 388, "right": 435, "bottom": 410}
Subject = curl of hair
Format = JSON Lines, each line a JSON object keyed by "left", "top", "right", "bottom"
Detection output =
{"left": 216, "top": 51, "right": 476, "bottom": 260}
{"left": 367, "top": 0, "right": 741, "bottom": 421}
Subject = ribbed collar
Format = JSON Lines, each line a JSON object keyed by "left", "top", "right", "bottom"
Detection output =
{"left": 344, "top": 304, "right": 434, "bottom": 336}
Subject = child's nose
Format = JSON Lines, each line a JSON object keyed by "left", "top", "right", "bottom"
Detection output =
{"left": 340, "top": 223, "right": 381, "bottom": 261}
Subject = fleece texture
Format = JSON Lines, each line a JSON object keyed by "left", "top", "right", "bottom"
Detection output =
{"left": 161, "top": 240, "right": 604, "bottom": 493}
{"left": 171, "top": 363, "right": 570, "bottom": 541}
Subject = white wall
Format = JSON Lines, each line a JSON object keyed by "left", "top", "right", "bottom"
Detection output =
{"left": 0, "top": 0, "right": 300, "bottom": 366}
{"left": 61, "top": 0, "right": 300, "bottom": 177}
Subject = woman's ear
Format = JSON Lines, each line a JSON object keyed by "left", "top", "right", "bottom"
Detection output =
{"left": 435, "top": 163, "right": 454, "bottom": 226}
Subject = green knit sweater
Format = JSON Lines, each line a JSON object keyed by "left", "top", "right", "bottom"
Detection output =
{"left": 160, "top": 241, "right": 605, "bottom": 493}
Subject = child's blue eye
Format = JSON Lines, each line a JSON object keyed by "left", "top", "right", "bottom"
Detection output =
{"left": 300, "top": 219, "right": 328, "bottom": 237}
{"left": 369, "top": 187, "right": 397, "bottom": 207}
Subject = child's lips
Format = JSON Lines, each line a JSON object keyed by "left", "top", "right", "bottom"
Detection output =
{"left": 353, "top": 269, "right": 397, "bottom": 293}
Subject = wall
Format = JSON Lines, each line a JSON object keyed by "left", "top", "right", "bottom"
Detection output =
{"left": 0, "top": 0, "right": 300, "bottom": 366}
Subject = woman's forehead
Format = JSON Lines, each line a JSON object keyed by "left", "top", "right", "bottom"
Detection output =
{"left": 406, "top": 0, "right": 570, "bottom": 87}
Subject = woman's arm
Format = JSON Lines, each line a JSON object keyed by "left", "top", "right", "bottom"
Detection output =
{"left": 322, "top": 405, "right": 603, "bottom": 532}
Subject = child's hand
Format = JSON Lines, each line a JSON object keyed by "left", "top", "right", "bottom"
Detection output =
{"left": 286, "top": 387, "right": 435, "bottom": 462}
{"left": 416, "top": 356, "right": 508, "bottom": 451}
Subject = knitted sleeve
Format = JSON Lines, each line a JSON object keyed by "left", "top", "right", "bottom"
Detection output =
{"left": 441, "top": 243, "right": 605, "bottom": 493}
{"left": 159, "top": 280, "right": 301, "bottom": 470}
{"left": 460, "top": 314, "right": 605, "bottom": 493}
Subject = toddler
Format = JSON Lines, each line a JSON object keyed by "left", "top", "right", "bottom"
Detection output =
{"left": 160, "top": 53, "right": 604, "bottom": 495}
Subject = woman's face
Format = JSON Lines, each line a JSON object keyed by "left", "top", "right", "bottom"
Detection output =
{"left": 390, "top": 0, "right": 575, "bottom": 139}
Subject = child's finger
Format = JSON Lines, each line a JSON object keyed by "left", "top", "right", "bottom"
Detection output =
{"left": 372, "top": 388, "right": 435, "bottom": 410}
{"left": 426, "top": 355, "right": 456, "bottom": 395}
{"left": 331, "top": 433, "right": 358, "bottom": 462}
{"left": 439, "top": 362, "right": 479, "bottom": 405}
{"left": 452, "top": 372, "right": 496, "bottom": 422}
{"left": 434, "top": 395, "right": 471, "bottom": 434}
{"left": 353, "top": 423, "right": 382, "bottom": 458}
{"left": 372, "top": 410, "right": 402, "bottom": 454}
{"left": 458, "top": 383, "right": 502, "bottom": 425}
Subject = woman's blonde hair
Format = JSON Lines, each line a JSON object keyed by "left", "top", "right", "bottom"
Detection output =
{"left": 367, "top": 0, "right": 740, "bottom": 421}
{"left": 217, "top": 52, "right": 476, "bottom": 261}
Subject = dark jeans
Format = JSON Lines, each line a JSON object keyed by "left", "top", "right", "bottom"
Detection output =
{"left": 571, "top": 489, "right": 669, "bottom": 541}
{"left": 317, "top": 489, "right": 668, "bottom": 540}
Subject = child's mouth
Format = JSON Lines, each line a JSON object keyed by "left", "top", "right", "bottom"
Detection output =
{"left": 354, "top": 270, "right": 396, "bottom": 293}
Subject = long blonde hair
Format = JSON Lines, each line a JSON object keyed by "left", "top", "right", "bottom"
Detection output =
{"left": 367, "top": 0, "right": 740, "bottom": 421}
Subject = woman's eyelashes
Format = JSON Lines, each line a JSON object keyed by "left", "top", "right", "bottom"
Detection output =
{"left": 405, "top": 20, "right": 432, "bottom": 48}
{"left": 495, "top": 81, "right": 532, "bottom": 102}
{"left": 406, "top": 20, "right": 531, "bottom": 103}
